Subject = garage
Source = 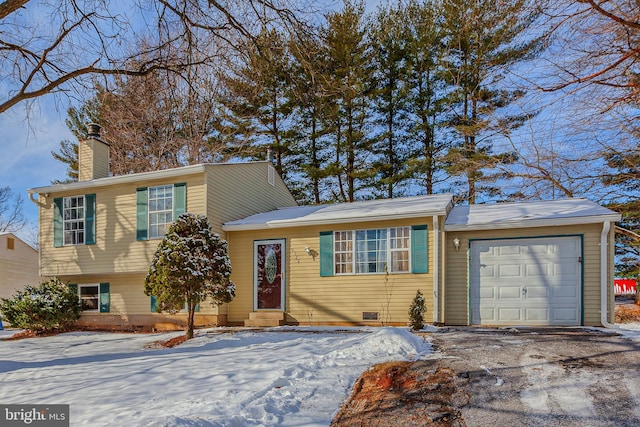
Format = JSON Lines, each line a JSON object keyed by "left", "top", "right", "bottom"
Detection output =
{"left": 470, "top": 236, "right": 582, "bottom": 326}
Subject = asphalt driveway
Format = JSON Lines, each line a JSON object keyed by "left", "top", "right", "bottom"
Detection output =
{"left": 428, "top": 327, "right": 640, "bottom": 426}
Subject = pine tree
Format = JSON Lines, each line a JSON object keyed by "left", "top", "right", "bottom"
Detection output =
{"left": 408, "top": 289, "right": 426, "bottom": 331}
{"left": 288, "top": 32, "right": 334, "bottom": 204}
{"left": 322, "top": 0, "right": 375, "bottom": 202}
{"left": 441, "top": 0, "right": 544, "bottom": 203}
{"left": 403, "top": 0, "right": 448, "bottom": 195}
{"left": 217, "top": 28, "right": 295, "bottom": 179}
{"left": 144, "top": 213, "right": 235, "bottom": 339}
{"left": 603, "top": 149, "right": 640, "bottom": 292}
{"left": 369, "top": 3, "right": 412, "bottom": 198}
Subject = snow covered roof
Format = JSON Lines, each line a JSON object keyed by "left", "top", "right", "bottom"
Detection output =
{"left": 223, "top": 194, "right": 454, "bottom": 231}
{"left": 445, "top": 198, "right": 621, "bottom": 231}
{"left": 27, "top": 161, "right": 273, "bottom": 194}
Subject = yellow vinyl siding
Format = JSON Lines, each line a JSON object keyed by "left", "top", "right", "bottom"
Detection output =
{"left": 40, "top": 174, "right": 206, "bottom": 277}
{"left": 78, "top": 139, "right": 109, "bottom": 181}
{"left": 205, "top": 163, "right": 297, "bottom": 236}
{"left": 444, "top": 223, "right": 612, "bottom": 326}
{"left": 227, "top": 218, "right": 437, "bottom": 325}
{"left": 0, "top": 234, "right": 39, "bottom": 300}
{"left": 58, "top": 273, "right": 220, "bottom": 315}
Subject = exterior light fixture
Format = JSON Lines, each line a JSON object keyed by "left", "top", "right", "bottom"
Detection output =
{"left": 453, "top": 238, "right": 460, "bottom": 251}
{"left": 305, "top": 247, "right": 311, "bottom": 256}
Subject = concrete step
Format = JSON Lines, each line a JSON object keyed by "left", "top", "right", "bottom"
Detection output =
{"left": 244, "top": 311, "right": 285, "bottom": 327}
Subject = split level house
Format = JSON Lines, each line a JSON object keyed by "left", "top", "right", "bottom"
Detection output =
{"left": 28, "top": 126, "right": 621, "bottom": 330}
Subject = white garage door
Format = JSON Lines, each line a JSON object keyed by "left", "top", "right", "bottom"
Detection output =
{"left": 470, "top": 236, "right": 582, "bottom": 326}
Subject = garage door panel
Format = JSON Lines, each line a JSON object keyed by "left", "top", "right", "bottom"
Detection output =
{"left": 526, "top": 286, "right": 549, "bottom": 298}
{"left": 499, "top": 287, "right": 522, "bottom": 299}
{"left": 552, "top": 308, "right": 580, "bottom": 324}
{"left": 553, "top": 285, "right": 579, "bottom": 298}
{"left": 479, "top": 265, "right": 495, "bottom": 277}
{"left": 498, "top": 245, "right": 521, "bottom": 255}
{"left": 479, "top": 287, "right": 495, "bottom": 299}
{"left": 498, "top": 264, "right": 521, "bottom": 277}
{"left": 554, "top": 262, "right": 580, "bottom": 276}
{"left": 470, "top": 236, "right": 581, "bottom": 326}
{"left": 525, "top": 263, "right": 550, "bottom": 276}
{"left": 524, "top": 307, "right": 549, "bottom": 322}
{"left": 498, "top": 308, "right": 522, "bottom": 321}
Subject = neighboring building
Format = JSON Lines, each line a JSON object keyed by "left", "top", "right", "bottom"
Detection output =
{"left": 0, "top": 232, "right": 39, "bottom": 300}
{"left": 27, "top": 125, "right": 297, "bottom": 330}
{"left": 27, "top": 125, "right": 621, "bottom": 330}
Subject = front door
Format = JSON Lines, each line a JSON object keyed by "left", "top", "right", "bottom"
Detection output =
{"left": 254, "top": 239, "right": 285, "bottom": 310}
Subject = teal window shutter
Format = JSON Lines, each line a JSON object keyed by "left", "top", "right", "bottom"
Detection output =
{"left": 195, "top": 303, "right": 200, "bottom": 312}
{"left": 99, "top": 282, "right": 110, "bottom": 313}
{"left": 150, "top": 295, "right": 158, "bottom": 312}
{"left": 85, "top": 194, "right": 96, "bottom": 245}
{"left": 68, "top": 283, "right": 78, "bottom": 295}
{"left": 136, "top": 187, "right": 148, "bottom": 241}
{"left": 411, "top": 225, "right": 428, "bottom": 273}
{"left": 319, "top": 231, "right": 334, "bottom": 277}
{"left": 53, "top": 197, "right": 63, "bottom": 247}
{"left": 173, "top": 183, "right": 186, "bottom": 218}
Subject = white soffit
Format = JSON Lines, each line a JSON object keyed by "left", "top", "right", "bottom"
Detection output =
{"left": 445, "top": 198, "right": 621, "bottom": 231}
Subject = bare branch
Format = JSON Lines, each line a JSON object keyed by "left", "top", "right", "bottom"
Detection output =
{"left": 0, "top": 0, "right": 28, "bottom": 20}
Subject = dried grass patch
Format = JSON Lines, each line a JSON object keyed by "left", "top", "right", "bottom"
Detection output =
{"left": 615, "top": 303, "right": 640, "bottom": 323}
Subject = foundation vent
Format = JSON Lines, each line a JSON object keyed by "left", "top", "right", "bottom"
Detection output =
{"left": 362, "top": 312, "right": 379, "bottom": 321}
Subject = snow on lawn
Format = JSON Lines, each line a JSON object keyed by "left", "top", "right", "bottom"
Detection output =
{"left": 0, "top": 327, "right": 431, "bottom": 426}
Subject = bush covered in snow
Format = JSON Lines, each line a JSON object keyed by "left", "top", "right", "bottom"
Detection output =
{"left": 144, "top": 213, "right": 235, "bottom": 339}
{"left": 0, "top": 278, "right": 80, "bottom": 332}
{"left": 408, "top": 289, "right": 426, "bottom": 331}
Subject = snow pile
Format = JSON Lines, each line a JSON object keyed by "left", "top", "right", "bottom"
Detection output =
{"left": 618, "top": 322, "right": 640, "bottom": 342}
{"left": 0, "top": 327, "right": 431, "bottom": 426}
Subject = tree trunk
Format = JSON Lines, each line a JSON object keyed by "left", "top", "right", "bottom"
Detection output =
{"left": 186, "top": 303, "right": 195, "bottom": 340}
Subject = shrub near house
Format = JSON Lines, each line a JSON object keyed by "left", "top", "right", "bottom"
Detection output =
{"left": 0, "top": 278, "right": 80, "bottom": 332}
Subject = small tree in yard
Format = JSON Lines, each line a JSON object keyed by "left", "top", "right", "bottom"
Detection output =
{"left": 144, "top": 213, "right": 235, "bottom": 339}
{"left": 408, "top": 290, "right": 426, "bottom": 331}
{"left": 0, "top": 278, "right": 80, "bottom": 333}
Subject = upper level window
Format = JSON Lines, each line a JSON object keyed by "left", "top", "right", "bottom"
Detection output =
{"left": 334, "top": 227, "right": 411, "bottom": 275}
{"left": 148, "top": 185, "right": 173, "bottom": 239}
{"left": 63, "top": 196, "right": 85, "bottom": 245}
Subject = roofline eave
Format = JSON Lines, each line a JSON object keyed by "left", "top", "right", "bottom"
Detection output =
{"left": 444, "top": 214, "right": 622, "bottom": 232}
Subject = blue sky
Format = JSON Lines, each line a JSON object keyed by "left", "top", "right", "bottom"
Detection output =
{"left": 1, "top": 96, "right": 73, "bottom": 237}
{"left": 0, "top": 0, "right": 381, "bottom": 239}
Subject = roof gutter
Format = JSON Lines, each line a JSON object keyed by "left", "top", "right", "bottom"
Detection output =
{"left": 27, "top": 164, "right": 206, "bottom": 195}
{"left": 445, "top": 214, "right": 622, "bottom": 232}
{"left": 600, "top": 220, "right": 618, "bottom": 329}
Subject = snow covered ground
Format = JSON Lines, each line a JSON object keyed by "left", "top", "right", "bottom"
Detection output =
{"left": 0, "top": 327, "right": 431, "bottom": 426}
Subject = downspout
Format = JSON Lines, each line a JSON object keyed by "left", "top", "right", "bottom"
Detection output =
{"left": 600, "top": 221, "right": 618, "bottom": 329}
{"left": 433, "top": 216, "right": 439, "bottom": 324}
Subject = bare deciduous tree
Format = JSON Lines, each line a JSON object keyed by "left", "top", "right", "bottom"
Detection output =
{"left": 0, "top": 186, "right": 26, "bottom": 232}
{"left": 0, "top": 0, "right": 304, "bottom": 116}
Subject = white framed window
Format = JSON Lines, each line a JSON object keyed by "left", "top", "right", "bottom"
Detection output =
{"left": 334, "top": 230, "right": 353, "bottom": 274}
{"left": 334, "top": 227, "right": 411, "bottom": 275}
{"left": 79, "top": 284, "right": 99, "bottom": 311}
{"left": 390, "top": 226, "right": 411, "bottom": 273}
{"left": 63, "top": 196, "right": 85, "bottom": 245}
{"left": 148, "top": 185, "right": 173, "bottom": 238}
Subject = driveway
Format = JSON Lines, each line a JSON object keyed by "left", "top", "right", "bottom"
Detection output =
{"left": 432, "top": 327, "right": 640, "bottom": 426}
{"left": 333, "top": 327, "right": 640, "bottom": 426}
